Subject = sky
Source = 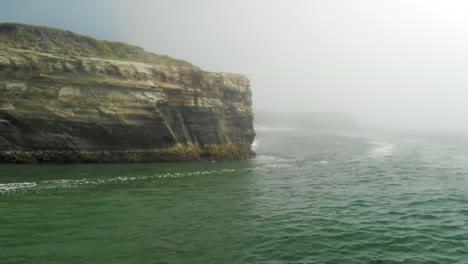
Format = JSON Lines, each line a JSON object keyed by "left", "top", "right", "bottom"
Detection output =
{"left": 2, "top": 0, "right": 468, "bottom": 131}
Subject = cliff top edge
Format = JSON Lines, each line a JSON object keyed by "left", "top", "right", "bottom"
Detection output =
{"left": 0, "top": 23, "right": 199, "bottom": 70}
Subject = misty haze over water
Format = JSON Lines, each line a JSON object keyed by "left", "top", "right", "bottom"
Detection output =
{"left": 3, "top": 1, "right": 468, "bottom": 263}
{"left": 3, "top": 0, "right": 468, "bottom": 131}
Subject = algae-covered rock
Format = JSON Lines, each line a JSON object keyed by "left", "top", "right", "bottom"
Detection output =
{"left": 0, "top": 23, "right": 255, "bottom": 163}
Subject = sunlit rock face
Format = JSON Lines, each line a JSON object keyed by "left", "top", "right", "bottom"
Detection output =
{"left": 0, "top": 23, "right": 255, "bottom": 163}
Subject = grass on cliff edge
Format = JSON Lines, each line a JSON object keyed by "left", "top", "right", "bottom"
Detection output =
{"left": 0, "top": 23, "right": 198, "bottom": 69}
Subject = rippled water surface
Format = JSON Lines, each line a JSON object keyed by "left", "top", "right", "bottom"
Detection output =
{"left": 2, "top": 129, "right": 468, "bottom": 263}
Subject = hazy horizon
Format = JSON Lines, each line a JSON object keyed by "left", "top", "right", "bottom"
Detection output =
{"left": 3, "top": 0, "right": 468, "bottom": 132}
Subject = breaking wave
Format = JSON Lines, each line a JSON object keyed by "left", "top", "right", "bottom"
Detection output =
{"left": 255, "top": 126, "right": 296, "bottom": 132}
{"left": 368, "top": 141, "right": 395, "bottom": 157}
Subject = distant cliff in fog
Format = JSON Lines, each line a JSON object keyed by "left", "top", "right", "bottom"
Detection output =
{"left": 255, "top": 111, "right": 358, "bottom": 130}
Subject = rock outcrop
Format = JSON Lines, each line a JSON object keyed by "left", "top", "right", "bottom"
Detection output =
{"left": 0, "top": 23, "right": 255, "bottom": 163}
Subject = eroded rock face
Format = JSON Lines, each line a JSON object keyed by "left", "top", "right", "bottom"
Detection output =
{"left": 0, "top": 24, "right": 255, "bottom": 163}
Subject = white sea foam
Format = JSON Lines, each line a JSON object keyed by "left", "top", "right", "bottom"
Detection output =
{"left": 265, "top": 164, "right": 291, "bottom": 168}
{"left": 255, "top": 126, "right": 296, "bottom": 132}
{"left": 252, "top": 139, "right": 261, "bottom": 150}
{"left": 0, "top": 168, "right": 249, "bottom": 194}
{"left": 255, "top": 155, "right": 290, "bottom": 164}
{"left": 368, "top": 141, "right": 395, "bottom": 157}
{"left": 0, "top": 182, "right": 37, "bottom": 192}
{"left": 305, "top": 160, "right": 329, "bottom": 166}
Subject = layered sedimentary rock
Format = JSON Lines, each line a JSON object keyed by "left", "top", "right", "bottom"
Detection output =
{"left": 0, "top": 23, "right": 255, "bottom": 163}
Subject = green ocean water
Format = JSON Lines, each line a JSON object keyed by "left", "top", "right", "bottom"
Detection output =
{"left": 2, "top": 129, "right": 468, "bottom": 263}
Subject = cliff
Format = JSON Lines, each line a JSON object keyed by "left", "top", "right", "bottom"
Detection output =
{"left": 0, "top": 23, "right": 255, "bottom": 163}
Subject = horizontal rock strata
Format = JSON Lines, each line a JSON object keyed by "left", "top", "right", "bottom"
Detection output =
{"left": 0, "top": 24, "right": 255, "bottom": 163}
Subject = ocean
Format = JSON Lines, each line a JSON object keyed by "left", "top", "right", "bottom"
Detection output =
{"left": 1, "top": 127, "right": 468, "bottom": 263}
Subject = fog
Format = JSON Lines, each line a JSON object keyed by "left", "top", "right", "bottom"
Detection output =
{"left": 3, "top": 0, "right": 468, "bottom": 131}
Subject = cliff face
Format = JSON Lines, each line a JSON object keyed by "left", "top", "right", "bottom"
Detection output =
{"left": 0, "top": 24, "right": 255, "bottom": 163}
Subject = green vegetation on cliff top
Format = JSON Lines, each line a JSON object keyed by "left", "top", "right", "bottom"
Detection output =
{"left": 0, "top": 23, "right": 198, "bottom": 69}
